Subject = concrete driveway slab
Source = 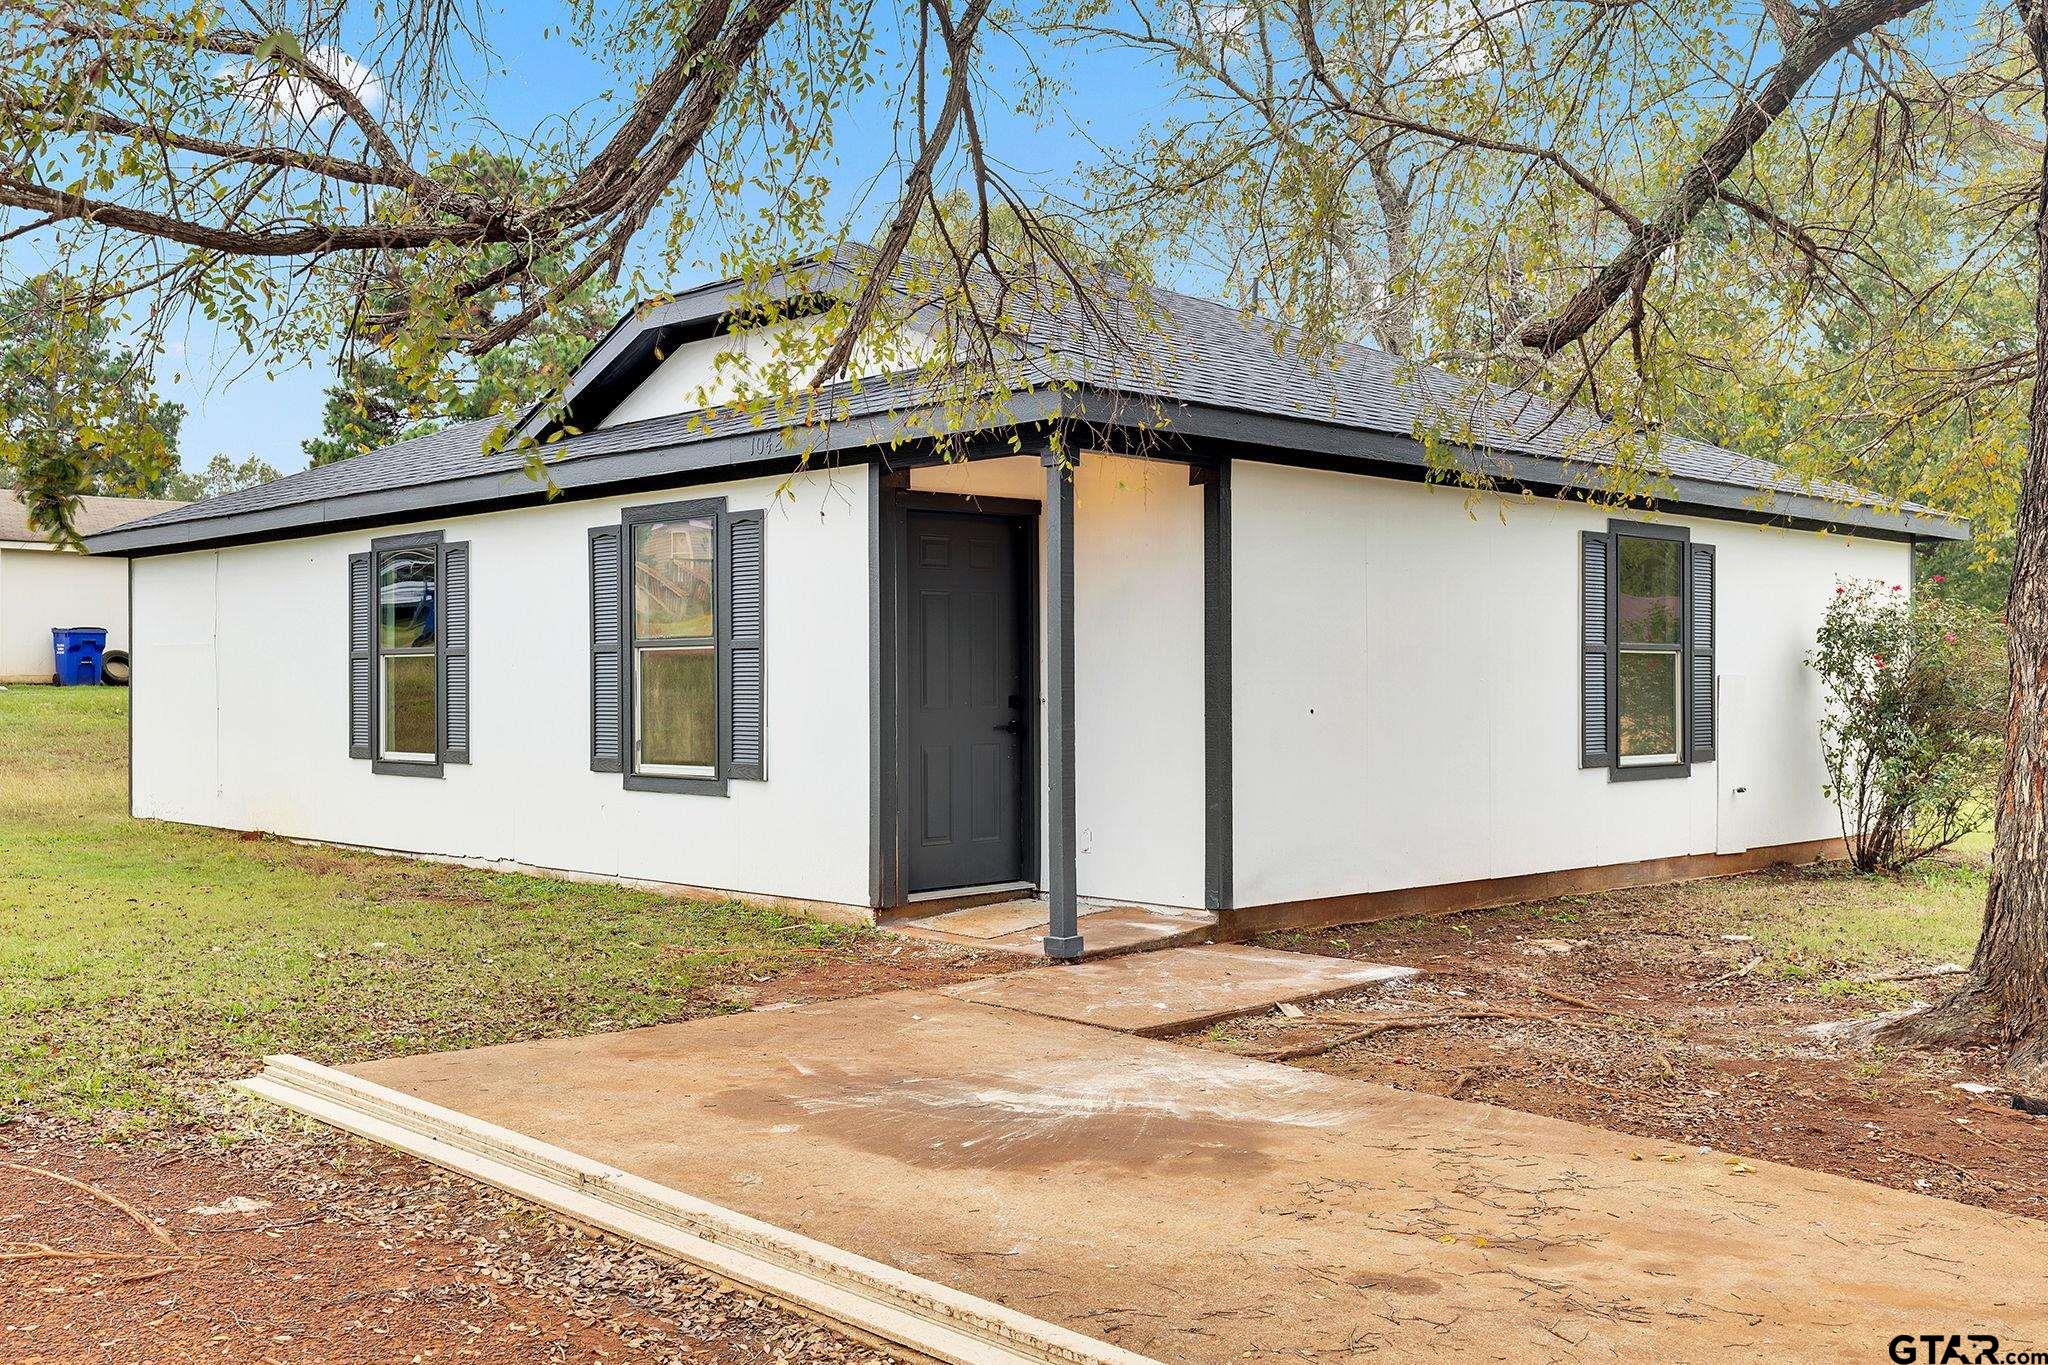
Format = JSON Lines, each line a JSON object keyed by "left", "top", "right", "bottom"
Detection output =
{"left": 347, "top": 990, "right": 2048, "bottom": 1364}
{"left": 940, "top": 942, "right": 1417, "bottom": 1034}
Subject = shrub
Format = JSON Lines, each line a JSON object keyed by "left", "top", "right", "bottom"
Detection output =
{"left": 1807, "top": 579, "right": 2006, "bottom": 872}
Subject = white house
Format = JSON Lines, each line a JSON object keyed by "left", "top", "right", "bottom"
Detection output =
{"left": 2, "top": 490, "right": 187, "bottom": 682}
{"left": 86, "top": 256, "right": 1966, "bottom": 957}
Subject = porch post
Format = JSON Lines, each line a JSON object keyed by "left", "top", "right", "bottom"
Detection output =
{"left": 1042, "top": 450, "right": 1083, "bottom": 961}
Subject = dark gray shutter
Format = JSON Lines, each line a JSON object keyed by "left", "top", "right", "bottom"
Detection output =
{"left": 725, "top": 510, "right": 766, "bottom": 781}
{"left": 349, "top": 552, "right": 373, "bottom": 759}
{"left": 1689, "top": 543, "right": 1716, "bottom": 762}
{"left": 589, "top": 525, "right": 625, "bottom": 772}
{"left": 1580, "top": 530, "right": 1612, "bottom": 768}
{"left": 440, "top": 541, "right": 471, "bottom": 765}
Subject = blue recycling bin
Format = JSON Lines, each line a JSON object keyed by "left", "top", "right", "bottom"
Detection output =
{"left": 51, "top": 627, "right": 108, "bottom": 686}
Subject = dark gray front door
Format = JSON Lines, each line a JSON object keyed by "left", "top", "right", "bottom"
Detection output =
{"left": 905, "top": 510, "right": 1028, "bottom": 892}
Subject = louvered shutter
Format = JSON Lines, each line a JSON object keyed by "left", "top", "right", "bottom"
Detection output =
{"left": 725, "top": 510, "right": 767, "bottom": 781}
{"left": 1580, "top": 530, "right": 1612, "bottom": 768}
{"left": 440, "top": 541, "right": 471, "bottom": 764}
{"left": 589, "top": 525, "right": 625, "bottom": 773}
{"left": 1688, "top": 543, "right": 1717, "bottom": 762}
{"left": 349, "top": 552, "right": 373, "bottom": 759}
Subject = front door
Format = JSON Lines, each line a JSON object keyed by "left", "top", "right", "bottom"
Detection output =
{"left": 904, "top": 510, "right": 1029, "bottom": 892}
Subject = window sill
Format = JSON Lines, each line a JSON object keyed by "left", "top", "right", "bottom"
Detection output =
{"left": 624, "top": 772, "right": 729, "bottom": 797}
{"left": 373, "top": 757, "right": 445, "bottom": 779}
{"left": 1609, "top": 760, "right": 1691, "bottom": 783}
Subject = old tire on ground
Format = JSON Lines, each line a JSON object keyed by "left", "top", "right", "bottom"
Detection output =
{"left": 101, "top": 649, "right": 131, "bottom": 687}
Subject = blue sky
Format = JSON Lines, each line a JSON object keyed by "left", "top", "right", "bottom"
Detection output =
{"left": 159, "top": 9, "right": 1169, "bottom": 476}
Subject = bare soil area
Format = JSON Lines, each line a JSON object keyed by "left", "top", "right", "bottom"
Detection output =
{"left": 1216, "top": 865, "right": 2048, "bottom": 1221}
{"left": 0, "top": 1120, "right": 900, "bottom": 1365}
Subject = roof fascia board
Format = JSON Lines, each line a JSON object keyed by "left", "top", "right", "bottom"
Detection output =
{"left": 88, "top": 388, "right": 1067, "bottom": 557}
{"left": 1068, "top": 391, "right": 1967, "bottom": 543}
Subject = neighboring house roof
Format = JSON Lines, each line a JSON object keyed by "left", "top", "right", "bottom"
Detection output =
{"left": 1, "top": 490, "right": 190, "bottom": 545}
{"left": 86, "top": 254, "right": 1969, "bottom": 555}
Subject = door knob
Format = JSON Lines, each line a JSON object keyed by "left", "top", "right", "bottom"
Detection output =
{"left": 994, "top": 720, "right": 1022, "bottom": 734}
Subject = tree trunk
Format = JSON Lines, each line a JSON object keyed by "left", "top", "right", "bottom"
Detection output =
{"left": 1881, "top": 0, "right": 2048, "bottom": 1084}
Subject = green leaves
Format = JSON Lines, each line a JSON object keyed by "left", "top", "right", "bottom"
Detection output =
{"left": 0, "top": 274, "right": 185, "bottom": 543}
{"left": 1808, "top": 579, "right": 2007, "bottom": 872}
{"left": 250, "top": 29, "right": 305, "bottom": 64}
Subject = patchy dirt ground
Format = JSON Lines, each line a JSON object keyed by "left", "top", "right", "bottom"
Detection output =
{"left": 0, "top": 1119, "right": 902, "bottom": 1364}
{"left": 715, "top": 936, "right": 1020, "bottom": 1010}
{"left": 2, "top": 936, "right": 1013, "bottom": 1364}
{"left": 1218, "top": 865, "right": 2048, "bottom": 1221}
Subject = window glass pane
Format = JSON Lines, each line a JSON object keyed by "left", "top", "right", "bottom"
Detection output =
{"left": 378, "top": 548, "right": 438, "bottom": 649}
{"left": 1616, "top": 536, "right": 1682, "bottom": 645}
{"left": 382, "top": 654, "right": 438, "bottom": 758}
{"left": 638, "top": 646, "right": 716, "bottom": 771}
{"left": 633, "top": 519, "right": 714, "bottom": 640}
{"left": 1617, "top": 651, "right": 1680, "bottom": 763}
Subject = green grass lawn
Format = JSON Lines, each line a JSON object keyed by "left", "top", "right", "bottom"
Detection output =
{"left": 0, "top": 685, "right": 854, "bottom": 1134}
{"left": 1713, "top": 856, "right": 1985, "bottom": 994}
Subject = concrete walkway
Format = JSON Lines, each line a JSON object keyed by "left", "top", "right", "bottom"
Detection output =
{"left": 941, "top": 943, "right": 1417, "bottom": 1034}
{"left": 347, "top": 966, "right": 2048, "bottom": 1363}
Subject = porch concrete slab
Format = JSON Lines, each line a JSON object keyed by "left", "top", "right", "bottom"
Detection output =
{"left": 908, "top": 896, "right": 1100, "bottom": 939}
{"left": 939, "top": 942, "right": 1418, "bottom": 1035}
{"left": 890, "top": 902, "right": 1216, "bottom": 960}
{"left": 345, "top": 992, "right": 2048, "bottom": 1363}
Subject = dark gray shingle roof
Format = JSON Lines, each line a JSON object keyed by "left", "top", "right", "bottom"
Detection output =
{"left": 96, "top": 265, "right": 1962, "bottom": 547}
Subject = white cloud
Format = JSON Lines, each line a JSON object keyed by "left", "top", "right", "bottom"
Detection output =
{"left": 216, "top": 45, "right": 386, "bottom": 127}
{"left": 1191, "top": 1, "right": 1251, "bottom": 46}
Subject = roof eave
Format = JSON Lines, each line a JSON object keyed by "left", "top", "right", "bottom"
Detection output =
{"left": 1088, "top": 396, "right": 1968, "bottom": 544}
{"left": 84, "top": 386, "right": 1069, "bottom": 557}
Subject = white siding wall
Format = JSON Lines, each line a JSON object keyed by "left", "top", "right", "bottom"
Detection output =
{"left": 599, "top": 318, "right": 935, "bottom": 429}
{"left": 1230, "top": 462, "right": 1912, "bottom": 906}
{"left": 131, "top": 468, "right": 872, "bottom": 905}
{"left": 908, "top": 454, "right": 1207, "bottom": 907}
{"left": 130, "top": 448, "right": 1917, "bottom": 914}
{"left": 0, "top": 547, "right": 133, "bottom": 681}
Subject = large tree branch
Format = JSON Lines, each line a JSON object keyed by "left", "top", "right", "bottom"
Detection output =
{"left": 1515, "top": 0, "right": 1938, "bottom": 354}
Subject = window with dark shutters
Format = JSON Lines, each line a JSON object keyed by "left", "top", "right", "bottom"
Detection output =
{"left": 441, "top": 541, "right": 472, "bottom": 765}
{"left": 351, "top": 530, "right": 461, "bottom": 775}
{"left": 588, "top": 525, "right": 625, "bottom": 773}
{"left": 348, "top": 552, "right": 373, "bottom": 759}
{"left": 1583, "top": 520, "right": 1716, "bottom": 780}
{"left": 593, "top": 499, "right": 767, "bottom": 793}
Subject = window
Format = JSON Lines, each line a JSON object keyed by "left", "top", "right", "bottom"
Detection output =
{"left": 588, "top": 499, "right": 766, "bottom": 792}
{"left": 1615, "top": 534, "right": 1682, "bottom": 766}
{"left": 377, "top": 547, "right": 439, "bottom": 762}
{"left": 348, "top": 531, "right": 470, "bottom": 775}
{"left": 631, "top": 516, "right": 718, "bottom": 777}
{"left": 1580, "top": 520, "right": 1716, "bottom": 779}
